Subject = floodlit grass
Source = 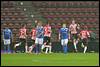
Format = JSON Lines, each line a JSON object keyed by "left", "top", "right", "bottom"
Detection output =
{"left": 1, "top": 53, "right": 99, "bottom": 66}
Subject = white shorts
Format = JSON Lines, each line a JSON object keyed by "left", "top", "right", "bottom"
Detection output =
{"left": 35, "top": 38, "right": 43, "bottom": 45}
{"left": 61, "top": 39, "right": 68, "bottom": 46}
{"left": 4, "top": 39, "right": 11, "bottom": 45}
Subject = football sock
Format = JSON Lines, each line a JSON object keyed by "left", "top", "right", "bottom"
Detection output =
{"left": 84, "top": 46, "right": 87, "bottom": 53}
{"left": 45, "top": 47, "right": 48, "bottom": 53}
{"left": 64, "top": 45, "right": 67, "bottom": 53}
{"left": 35, "top": 44, "right": 38, "bottom": 53}
{"left": 25, "top": 45, "right": 28, "bottom": 53}
{"left": 41, "top": 45, "right": 45, "bottom": 50}
{"left": 74, "top": 42, "right": 77, "bottom": 51}
{"left": 49, "top": 46, "right": 52, "bottom": 53}
{"left": 63, "top": 45, "right": 67, "bottom": 54}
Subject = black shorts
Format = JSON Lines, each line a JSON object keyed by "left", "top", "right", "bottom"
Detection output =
{"left": 28, "top": 39, "right": 35, "bottom": 47}
{"left": 43, "top": 36, "right": 51, "bottom": 45}
{"left": 77, "top": 31, "right": 80, "bottom": 35}
{"left": 19, "top": 38, "right": 26, "bottom": 52}
{"left": 31, "top": 39, "right": 35, "bottom": 45}
{"left": 71, "top": 34, "right": 78, "bottom": 40}
{"left": 19, "top": 38, "right": 26, "bottom": 45}
{"left": 81, "top": 38, "right": 88, "bottom": 46}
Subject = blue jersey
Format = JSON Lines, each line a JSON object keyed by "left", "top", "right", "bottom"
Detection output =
{"left": 60, "top": 27, "right": 69, "bottom": 39}
{"left": 36, "top": 26, "right": 44, "bottom": 38}
{"left": 3, "top": 28, "right": 12, "bottom": 39}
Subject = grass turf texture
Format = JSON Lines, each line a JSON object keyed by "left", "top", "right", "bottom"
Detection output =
{"left": 1, "top": 53, "right": 99, "bottom": 66}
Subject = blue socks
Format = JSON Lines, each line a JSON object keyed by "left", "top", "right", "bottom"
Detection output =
{"left": 63, "top": 45, "right": 67, "bottom": 54}
{"left": 35, "top": 44, "right": 38, "bottom": 53}
{"left": 35, "top": 44, "right": 41, "bottom": 53}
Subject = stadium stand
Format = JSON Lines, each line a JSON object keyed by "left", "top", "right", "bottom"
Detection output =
{"left": 1, "top": 1, "right": 99, "bottom": 52}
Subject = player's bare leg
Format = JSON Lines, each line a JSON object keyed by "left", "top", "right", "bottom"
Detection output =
{"left": 14, "top": 42, "right": 21, "bottom": 48}
{"left": 29, "top": 45, "right": 35, "bottom": 53}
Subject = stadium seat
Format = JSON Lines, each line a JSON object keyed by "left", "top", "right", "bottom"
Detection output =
{"left": 1, "top": 1, "right": 99, "bottom": 42}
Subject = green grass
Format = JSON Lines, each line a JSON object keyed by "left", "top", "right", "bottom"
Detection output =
{"left": 1, "top": 53, "right": 99, "bottom": 66}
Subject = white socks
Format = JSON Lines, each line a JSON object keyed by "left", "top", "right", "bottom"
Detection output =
{"left": 76, "top": 40, "right": 79, "bottom": 45}
{"left": 25, "top": 45, "right": 28, "bottom": 53}
{"left": 81, "top": 43, "right": 84, "bottom": 48}
{"left": 45, "top": 48, "right": 48, "bottom": 53}
{"left": 84, "top": 46, "right": 87, "bottom": 53}
{"left": 45, "top": 46, "right": 52, "bottom": 53}
{"left": 41, "top": 45, "right": 45, "bottom": 50}
{"left": 74, "top": 42, "right": 77, "bottom": 50}
{"left": 29, "top": 45, "right": 33, "bottom": 53}
{"left": 49, "top": 46, "right": 52, "bottom": 53}
{"left": 14, "top": 42, "right": 21, "bottom": 48}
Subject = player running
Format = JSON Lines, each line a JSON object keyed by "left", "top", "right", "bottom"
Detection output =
{"left": 3, "top": 27, "right": 12, "bottom": 53}
{"left": 28, "top": 26, "right": 36, "bottom": 53}
{"left": 15, "top": 24, "right": 27, "bottom": 53}
{"left": 69, "top": 20, "right": 80, "bottom": 52}
{"left": 35, "top": 21, "right": 44, "bottom": 54}
{"left": 42, "top": 22, "right": 52, "bottom": 54}
{"left": 59, "top": 23, "right": 69, "bottom": 54}
{"left": 79, "top": 26, "right": 90, "bottom": 53}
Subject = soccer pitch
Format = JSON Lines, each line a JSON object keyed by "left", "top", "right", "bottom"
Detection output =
{"left": 1, "top": 53, "right": 99, "bottom": 66}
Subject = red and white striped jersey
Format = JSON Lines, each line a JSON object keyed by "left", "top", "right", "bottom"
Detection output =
{"left": 44, "top": 25, "right": 52, "bottom": 37}
{"left": 69, "top": 24, "right": 77, "bottom": 34}
{"left": 80, "top": 30, "right": 90, "bottom": 39}
{"left": 19, "top": 28, "right": 27, "bottom": 39}
{"left": 31, "top": 28, "right": 36, "bottom": 40}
